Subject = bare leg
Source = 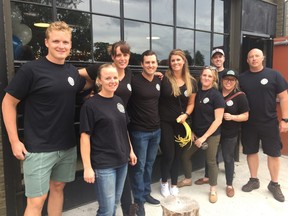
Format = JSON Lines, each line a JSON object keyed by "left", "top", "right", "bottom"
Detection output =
{"left": 267, "top": 156, "right": 280, "bottom": 182}
{"left": 247, "top": 153, "right": 259, "bottom": 178}
{"left": 47, "top": 180, "right": 66, "bottom": 216}
{"left": 24, "top": 194, "right": 47, "bottom": 216}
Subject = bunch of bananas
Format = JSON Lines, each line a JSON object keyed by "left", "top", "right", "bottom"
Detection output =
{"left": 175, "top": 119, "right": 193, "bottom": 148}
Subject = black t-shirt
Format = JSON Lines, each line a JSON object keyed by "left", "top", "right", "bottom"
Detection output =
{"left": 127, "top": 73, "right": 161, "bottom": 131}
{"left": 192, "top": 87, "right": 225, "bottom": 137}
{"left": 239, "top": 67, "right": 288, "bottom": 124}
{"left": 86, "top": 64, "right": 132, "bottom": 107}
{"left": 79, "top": 94, "right": 130, "bottom": 169}
{"left": 5, "top": 57, "right": 86, "bottom": 152}
{"left": 221, "top": 91, "right": 250, "bottom": 138}
{"left": 159, "top": 76, "right": 197, "bottom": 122}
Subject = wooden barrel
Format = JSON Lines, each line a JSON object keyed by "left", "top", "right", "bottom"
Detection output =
{"left": 161, "top": 195, "right": 200, "bottom": 216}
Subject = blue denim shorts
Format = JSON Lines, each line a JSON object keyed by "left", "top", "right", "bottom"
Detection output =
{"left": 23, "top": 146, "right": 77, "bottom": 197}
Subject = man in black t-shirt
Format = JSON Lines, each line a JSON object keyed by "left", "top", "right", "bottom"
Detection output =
{"left": 239, "top": 48, "right": 288, "bottom": 202}
{"left": 2, "top": 21, "right": 89, "bottom": 215}
{"left": 128, "top": 50, "right": 161, "bottom": 216}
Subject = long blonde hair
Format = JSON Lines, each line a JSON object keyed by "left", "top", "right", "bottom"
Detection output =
{"left": 165, "top": 49, "right": 196, "bottom": 97}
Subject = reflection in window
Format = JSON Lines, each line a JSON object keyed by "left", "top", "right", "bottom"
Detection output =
{"left": 152, "top": 0, "right": 173, "bottom": 25}
{"left": 196, "top": 0, "right": 211, "bottom": 31}
{"left": 124, "top": 0, "right": 149, "bottom": 21}
{"left": 176, "top": 28, "right": 194, "bottom": 66}
{"left": 57, "top": 9, "right": 92, "bottom": 61}
{"left": 176, "top": 0, "right": 194, "bottom": 28}
{"left": 20, "top": 0, "right": 52, "bottom": 6}
{"left": 151, "top": 24, "right": 173, "bottom": 64}
{"left": 56, "top": 0, "right": 90, "bottom": 11}
{"left": 93, "top": 15, "right": 120, "bottom": 62}
{"left": 11, "top": 2, "right": 52, "bottom": 60}
{"left": 213, "top": 33, "right": 224, "bottom": 49}
{"left": 195, "top": 31, "right": 211, "bottom": 66}
{"left": 124, "top": 20, "right": 149, "bottom": 65}
{"left": 214, "top": 0, "right": 224, "bottom": 33}
{"left": 92, "top": 0, "right": 120, "bottom": 16}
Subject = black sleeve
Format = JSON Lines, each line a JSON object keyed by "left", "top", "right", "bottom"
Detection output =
{"left": 86, "top": 63, "right": 102, "bottom": 80}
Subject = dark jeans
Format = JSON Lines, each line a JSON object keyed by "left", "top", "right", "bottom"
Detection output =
{"left": 220, "top": 136, "right": 238, "bottom": 186}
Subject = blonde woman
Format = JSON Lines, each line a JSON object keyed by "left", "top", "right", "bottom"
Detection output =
{"left": 179, "top": 66, "right": 225, "bottom": 203}
{"left": 159, "top": 49, "right": 197, "bottom": 197}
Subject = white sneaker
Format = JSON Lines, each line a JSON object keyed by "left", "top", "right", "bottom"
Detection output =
{"left": 160, "top": 180, "right": 170, "bottom": 197}
{"left": 170, "top": 186, "right": 179, "bottom": 196}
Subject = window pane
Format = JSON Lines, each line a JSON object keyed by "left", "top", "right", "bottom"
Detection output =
{"left": 124, "top": 20, "right": 149, "bottom": 65}
{"left": 56, "top": 0, "right": 90, "bottom": 11}
{"left": 176, "top": 28, "right": 194, "bottom": 66}
{"left": 93, "top": 15, "right": 120, "bottom": 61}
{"left": 11, "top": 2, "right": 52, "bottom": 60}
{"left": 177, "top": 0, "right": 194, "bottom": 28}
{"left": 92, "top": 0, "right": 120, "bottom": 16}
{"left": 57, "top": 9, "right": 92, "bottom": 61}
{"left": 151, "top": 25, "right": 173, "bottom": 64}
{"left": 152, "top": 0, "right": 173, "bottom": 25}
{"left": 195, "top": 31, "right": 211, "bottom": 66}
{"left": 20, "top": 0, "right": 52, "bottom": 6}
{"left": 213, "top": 33, "right": 224, "bottom": 49}
{"left": 124, "top": 0, "right": 149, "bottom": 21}
{"left": 196, "top": 0, "right": 211, "bottom": 31}
{"left": 214, "top": 0, "right": 224, "bottom": 33}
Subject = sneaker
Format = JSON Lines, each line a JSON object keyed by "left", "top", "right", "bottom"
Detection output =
{"left": 160, "top": 181, "right": 170, "bottom": 197}
{"left": 242, "top": 178, "right": 260, "bottom": 192}
{"left": 135, "top": 202, "right": 145, "bottom": 216}
{"left": 267, "top": 181, "right": 285, "bottom": 202}
{"left": 170, "top": 186, "right": 179, "bottom": 196}
{"left": 144, "top": 194, "right": 160, "bottom": 205}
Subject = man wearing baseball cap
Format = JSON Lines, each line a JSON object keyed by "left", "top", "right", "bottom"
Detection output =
{"left": 211, "top": 48, "right": 228, "bottom": 83}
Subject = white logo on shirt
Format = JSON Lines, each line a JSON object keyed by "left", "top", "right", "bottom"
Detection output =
{"left": 117, "top": 103, "right": 125, "bottom": 113}
{"left": 226, "top": 100, "right": 234, "bottom": 106}
{"left": 156, "top": 84, "right": 160, "bottom": 91}
{"left": 260, "top": 78, "right": 268, "bottom": 85}
{"left": 203, "top": 97, "right": 209, "bottom": 104}
{"left": 184, "top": 90, "right": 188, "bottom": 97}
{"left": 68, "top": 77, "right": 75, "bottom": 86}
{"left": 127, "top": 83, "right": 132, "bottom": 91}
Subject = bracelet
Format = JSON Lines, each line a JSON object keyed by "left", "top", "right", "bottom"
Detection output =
{"left": 185, "top": 112, "right": 190, "bottom": 117}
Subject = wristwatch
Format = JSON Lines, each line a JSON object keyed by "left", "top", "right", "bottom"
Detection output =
{"left": 282, "top": 118, "right": 288, "bottom": 123}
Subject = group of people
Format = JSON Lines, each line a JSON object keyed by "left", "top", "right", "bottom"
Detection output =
{"left": 1, "top": 20, "right": 288, "bottom": 216}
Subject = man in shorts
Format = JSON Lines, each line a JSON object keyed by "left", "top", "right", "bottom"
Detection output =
{"left": 239, "top": 48, "right": 288, "bottom": 202}
{"left": 2, "top": 21, "right": 90, "bottom": 215}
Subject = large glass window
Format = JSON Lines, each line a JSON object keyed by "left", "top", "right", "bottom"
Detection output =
{"left": 152, "top": 0, "right": 173, "bottom": 25}
{"left": 176, "top": 0, "right": 194, "bottom": 28}
{"left": 124, "top": 0, "right": 149, "bottom": 21}
{"left": 176, "top": 28, "right": 194, "bottom": 66}
{"left": 195, "top": 31, "right": 211, "bottom": 66}
{"left": 92, "top": 15, "right": 120, "bottom": 61}
{"left": 213, "top": 33, "right": 224, "bottom": 49}
{"left": 124, "top": 20, "right": 149, "bottom": 65}
{"left": 214, "top": 0, "right": 224, "bottom": 33}
{"left": 151, "top": 24, "right": 173, "bottom": 64}
{"left": 19, "top": 0, "right": 52, "bottom": 5}
{"left": 92, "top": 0, "right": 120, "bottom": 16}
{"left": 196, "top": 0, "right": 211, "bottom": 31}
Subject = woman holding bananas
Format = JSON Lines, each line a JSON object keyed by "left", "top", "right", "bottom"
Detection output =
{"left": 179, "top": 66, "right": 225, "bottom": 203}
{"left": 159, "top": 49, "right": 197, "bottom": 197}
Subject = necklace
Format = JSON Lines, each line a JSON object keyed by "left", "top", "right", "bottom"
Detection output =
{"left": 199, "top": 88, "right": 211, "bottom": 103}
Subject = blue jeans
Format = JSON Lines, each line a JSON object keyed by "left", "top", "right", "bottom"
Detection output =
{"left": 129, "top": 129, "right": 161, "bottom": 203}
{"left": 94, "top": 163, "right": 128, "bottom": 216}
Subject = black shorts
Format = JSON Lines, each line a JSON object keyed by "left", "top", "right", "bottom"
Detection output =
{"left": 241, "top": 120, "right": 282, "bottom": 157}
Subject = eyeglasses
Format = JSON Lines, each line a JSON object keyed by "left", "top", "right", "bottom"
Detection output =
{"left": 223, "top": 77, "right": 236, "bottom": 82}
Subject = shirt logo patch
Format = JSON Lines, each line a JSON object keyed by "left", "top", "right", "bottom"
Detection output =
{"left": 184, "top": 90, "right": 188, "bottom": 97}
{"left": 226, "top": 100, "right": 234, "bottom": 106}
{"left": 260, "top": 78, "right": 268, "bottom": 85}
{"left": 203, "top": 97, "right": 209, "bottom": 104}
{"left": 68, "top": 77, "right": 75, "bottom": 86}
{"left": 127, "top": 83, "right": 132, "bottom": 91}
{"left": 117, "top": 103, "right": 125, "bottom": 113}
{"left": 156, "top": 84, "right": 160, "bottom": 91}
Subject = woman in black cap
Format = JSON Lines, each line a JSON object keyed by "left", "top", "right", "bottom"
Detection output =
{"left": 220, "top": 69, "right": 249, "bottom": 197}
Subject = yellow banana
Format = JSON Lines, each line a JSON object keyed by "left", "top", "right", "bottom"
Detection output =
{"left": 174, "top": 119, "right": 193, "bottom": 148}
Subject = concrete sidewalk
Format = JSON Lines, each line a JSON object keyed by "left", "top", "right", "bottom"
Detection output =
{"left": 63, "top": 152, "right": 288, "bottom": 216}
